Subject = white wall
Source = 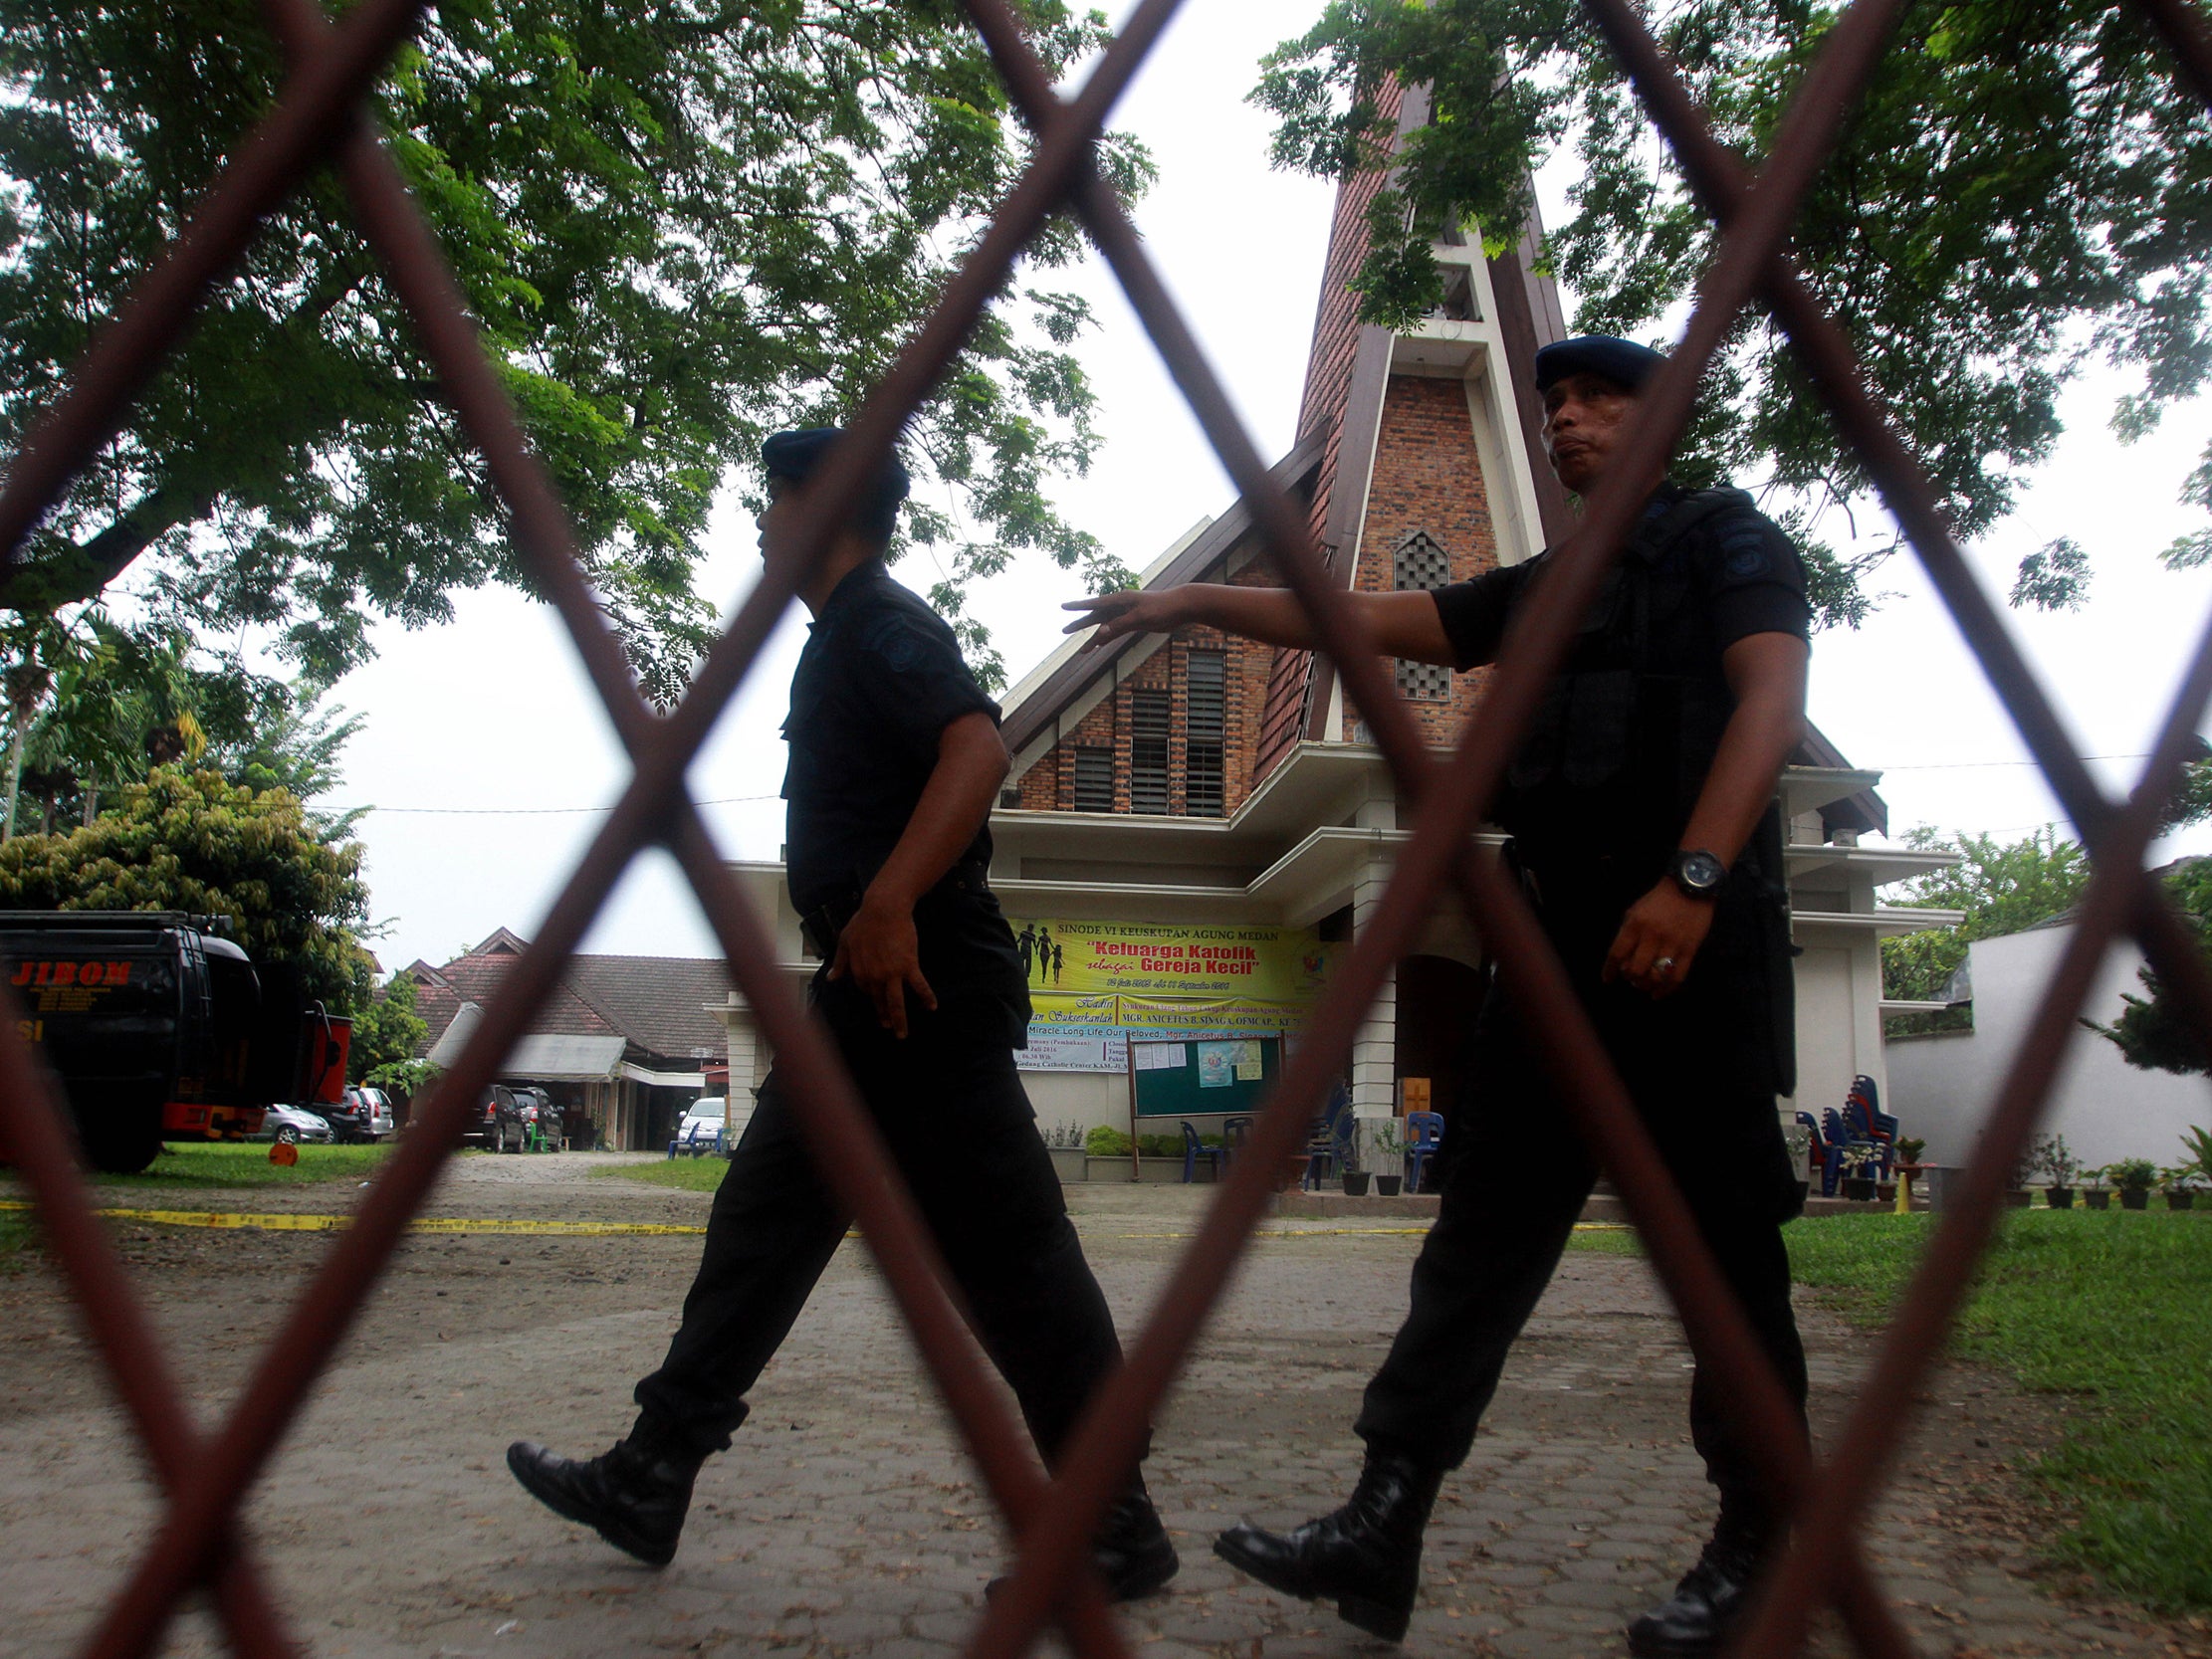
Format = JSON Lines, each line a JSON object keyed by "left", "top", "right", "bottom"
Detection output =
{"left": 1782, "top": 922, "right": 1895, "bottom": 1141}
{"left": 1022, "top": 1069, "right": 1131, "bottom": 1141}
{"left": 1787, "top": 938, "right": 1864, "bottom": 1125}
{"left": 1886, "top": 925, "right": 2212, "bottom": 1170}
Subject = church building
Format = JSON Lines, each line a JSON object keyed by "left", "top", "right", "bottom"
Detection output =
{"left": 719, "top": 92, "right": 1959, "bottom": 1164}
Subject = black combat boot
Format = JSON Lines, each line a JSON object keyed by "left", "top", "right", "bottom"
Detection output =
{"left": 988, "top": 1476, "right": 1180, "bottom": 1602}
{"left": 1093, "top": 1479, "right": 1180, "bottom": 1600}
{"left": 1625, "top": 1513, "right": 1773, "bottom": 1656}
{"left": 1213, "top": 1448, "right": 1442, "bottom": 1642}
{"left": 506, "top": 1421, "right": 705, "bottom": 1567}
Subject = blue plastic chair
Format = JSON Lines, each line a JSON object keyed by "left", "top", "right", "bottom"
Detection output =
{"left": 1824, "top": 1104, "right": 1882, "bottom": 1188}
{"left": 1302, "top": 1085, "right": 1356, "bottom": 1190}
{"left": 1181, "top": 1121, "right": 1224, "bottom": 1183}
{"left": 1796, "top": 1110, "right": 1843, "bottom": 1196}
{"left": 1403, "top": 1111, "right": 1446, "bottom": 1193}
{"left": 1220, "top": 1116, "right": 1253, "bottom": 1173}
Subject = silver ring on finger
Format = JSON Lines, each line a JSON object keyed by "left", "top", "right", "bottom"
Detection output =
{"left": 1652, "top": 956, "right": 1676, "bottom": 977}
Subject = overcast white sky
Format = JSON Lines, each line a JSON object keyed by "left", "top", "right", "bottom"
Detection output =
{"left": 323, "top": 0, "right": 2212, "bottom": 974}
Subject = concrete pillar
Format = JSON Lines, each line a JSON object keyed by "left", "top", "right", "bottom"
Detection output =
{"left": 1349, "top": 854, "right": 1401, "bottom": 1171}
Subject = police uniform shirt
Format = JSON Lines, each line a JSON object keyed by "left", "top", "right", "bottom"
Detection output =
{"left": 781, "top": 561, "right": 1028, "bottom": 1025}
{"left": 1432, "top": 485, "right": 1811, "bottom": 675}
{"left": 1430, "top": 484, "right": 1811, "bottom": 857}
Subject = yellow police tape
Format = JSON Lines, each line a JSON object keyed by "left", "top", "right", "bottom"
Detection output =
{"left": 0, "top": 1201, "right": 1628, "bottom": 1242}
{"left": 0, "top": 1200, "right": 707, "bottom": 1237}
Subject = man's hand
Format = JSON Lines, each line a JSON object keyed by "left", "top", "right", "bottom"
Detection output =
{"left": 1062, "top": 588, "right": 1186, "bottom": 651}
{"left": 828, "top": 891, "right": 938, "bottom": 1038}
{"left": 1602, "top": 882, "right": 1718, "bottom": 1000}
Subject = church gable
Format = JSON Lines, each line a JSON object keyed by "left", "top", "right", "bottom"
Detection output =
{"left": 1007, "top": 529, "right": 1284, "bottom": 819}
{"left": 1339, "top": 372, "right": 1504, "bottom": 745}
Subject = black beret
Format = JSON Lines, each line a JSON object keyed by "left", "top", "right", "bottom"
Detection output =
{"left": 761, "top": 427, "right": 911, "bottom": 507}
{"left": 1533, "top": 335, "right": 1665, "bottom": 393}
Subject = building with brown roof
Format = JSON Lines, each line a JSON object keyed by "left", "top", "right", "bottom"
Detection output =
{"left": 407, "top": 929, "right": 731, "bottom": 1150}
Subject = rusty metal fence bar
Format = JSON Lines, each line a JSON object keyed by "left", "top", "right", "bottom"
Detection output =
{"left": 0, "top": 2, "right": 2205, "bottom": 1658}
{"left": 958, "top": 2, "right": 1923, "bottom": 1654}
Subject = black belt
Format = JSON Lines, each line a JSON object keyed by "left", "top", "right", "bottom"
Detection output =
{"left": 799, "top": 861, "right": 993, "bottom": 959}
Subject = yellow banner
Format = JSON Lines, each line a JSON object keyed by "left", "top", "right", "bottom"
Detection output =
{"left": 1029, "top": 992, "right": 1121, "bottom": 1027}
{"left": 1006, "top": 918, "right": 1339, "bottom": 1000}
{"left": 1116, "top": 996, "right": 1303, "bottom": 1032}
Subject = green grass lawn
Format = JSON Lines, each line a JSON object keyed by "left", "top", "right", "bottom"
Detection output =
{"left": 594, "top": 1155, "right": 729, "bottom": 1194}
{"left": 1577, "top": 1208, "right": 2212, "bottom": 1611}
{"left": 0, "top": 1140, "right": 398, "bottom": 1198}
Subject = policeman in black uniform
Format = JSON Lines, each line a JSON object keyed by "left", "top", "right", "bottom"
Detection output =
{"left": 1063, "top": 337, "right": 1813, "bottom": 1656}
{"left": 509, "top": 429, "right": 1178, "bottom": 1600}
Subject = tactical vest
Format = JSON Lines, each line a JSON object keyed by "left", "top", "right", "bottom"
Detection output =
{"left": 1496, "top": 488, "right": 1755, "bottom": 861}
{"left": 1496, "top": 487, "right": 1798, "bottom": 1099}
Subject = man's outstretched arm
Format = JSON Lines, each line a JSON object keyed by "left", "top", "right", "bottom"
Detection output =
{"left": 1063, "top": 584, "right": 1458, "bottom": 666}
{"left": 830, "top": 709, "right": 1007, "bottom": 1038}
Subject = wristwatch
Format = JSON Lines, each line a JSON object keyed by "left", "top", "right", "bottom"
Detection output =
{"left": 1670, "top": 848, "right": 1727, "bottom": 900}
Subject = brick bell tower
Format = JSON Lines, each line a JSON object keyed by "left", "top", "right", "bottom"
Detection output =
{"left": 1252, "top": 83, "right": 1574, "bottom": 782}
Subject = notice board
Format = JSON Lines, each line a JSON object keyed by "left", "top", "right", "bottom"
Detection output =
{"left": 1128, "top": 1035, "right": 1280, "bottom": 1118}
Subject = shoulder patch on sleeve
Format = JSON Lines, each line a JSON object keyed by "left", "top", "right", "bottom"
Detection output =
{"left": 1720, "top": 526, "right": 1772, "bottom": 579}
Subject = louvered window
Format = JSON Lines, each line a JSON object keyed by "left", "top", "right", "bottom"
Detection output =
{"left": 1072, "top": 746, "right": 1115, "bottom": 813}
{"left": 1392, "top": 531, "right": 1454, "bottom": 702}
{"left": 1185, "top": 650, "right": 1225, "bottom": 817}
{"left": 1129, "top": 688, "right": 1171, "bottom": 814}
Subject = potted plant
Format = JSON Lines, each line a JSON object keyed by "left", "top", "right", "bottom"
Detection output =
{"left": 2082, "top": 1177, "right": 2112, "bottom": 1210}
{"left": 2031, "top": 1133, "right": 2083, "bottom": 1209}
{"left": 1341, "top": 1145, "right": 1371, "bottom": 1197}
{"left": 1893, "top": 1137, "right": 1927, "bottom": 1206}
{"left": 2168, "top": 1126, "right": 2212, "bottom": 1210}
{"left": 1783, "top": 1119, "right": 1815, "bottom": 1205}
{"left": 1042, "top": 1119, "right": 1090, "bottom": 1183}
{"left": 2104, "top": 1157, "right": 2158, "bottom": 1211}
{"left": 1371, "top": 1120, "right": 1405, "bottom": 1197}
{"left": 1838, "top": 1142, "right": 1880, "bottom": 1202}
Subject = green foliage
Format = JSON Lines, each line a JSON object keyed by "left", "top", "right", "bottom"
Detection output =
{"left": 1784, "top": 1211, "right": 2212, "bottom": 1611}
{"left": 3, "top": 611, "right": 361, "bottom": 837}
{"left": 2179, "top": 1126, "right": 2212, "bottom": 1185}
{"left": 2091, "top": 859, "right": 2212, "bottom": 1075}
{"left": 349, "top": 972, "right": 429, "bottom": 1085}
{"left": 0, "top": 765, "right": 374, "bottom": 1010}
{"left": 1255, "top": 0, "right": 2212, "bottom": 623}
{"left": 0, "top": 0, "right": 1150, "bottom": 700}
{"left": 2029, "top": 1133, "right": 2085, "bottom": 1189}
{"left": 2103, "top": 1157, "right": 2160, "bottom": 1195}
{"left": 1880, "top": 826, "right": 2092, "bottom": 1035}
{"left": 1077, "top": 1126, "right": 1195, "bottom": 1157}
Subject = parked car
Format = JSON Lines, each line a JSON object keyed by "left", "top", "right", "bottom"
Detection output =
{"left": 322, "top": 1085, "right": 396, "bottom": 1143}
{"left": 260, "top": 1103, "right": 336, "bottom": 1144}
{"left": 467, "top": 1084, "right": 529, "bottom": 1152}
{"left": 511, "top": 1087, "right": 559, "bottom": 1149}
{"left": 672, "top": 1095, "right": 729, "bottom": 1155}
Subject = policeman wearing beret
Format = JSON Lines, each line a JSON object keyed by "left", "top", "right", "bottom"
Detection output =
{"left": 1065, "top": 338, "right": 1812, "bottom": 1655}
{"left": 510, "top": 429, "right": 1178, "bottom": 1600}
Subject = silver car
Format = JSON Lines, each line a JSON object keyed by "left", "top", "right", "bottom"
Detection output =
{"left": 263, "top": 1103, "right": 336, "bottom": 1144}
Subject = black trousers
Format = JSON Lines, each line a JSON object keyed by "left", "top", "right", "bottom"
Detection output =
{"left": 1355, "top": 889, "right": 1808, "bottom": 1529}
{"left": 633, "top": 983, "right": 1126, "bottom": 1465}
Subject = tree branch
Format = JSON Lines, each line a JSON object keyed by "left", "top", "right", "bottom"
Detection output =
{"left": 0, "top": 488, "right": 210, "bottom": 616}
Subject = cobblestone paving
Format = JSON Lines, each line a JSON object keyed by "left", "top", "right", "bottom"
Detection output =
{"left": 0, "top": 1169, "right": 2202, "bottom": 1658}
